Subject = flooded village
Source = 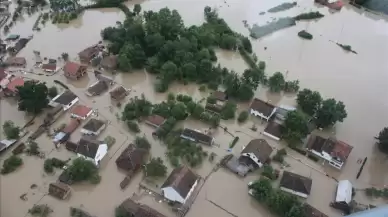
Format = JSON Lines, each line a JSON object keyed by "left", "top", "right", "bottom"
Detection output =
{"left": 1, "top": 0, "right": 388, "bottom": 217}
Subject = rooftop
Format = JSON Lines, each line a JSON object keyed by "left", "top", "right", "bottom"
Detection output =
{"left": 87, "top": 80, "right": 109, "bottom": 96}
{"left": 53, "top": 90, "right": 78, "bottom": 105}
{"left": 263, "top": 121, "right": 283, "bottom": 139}
{"left": 0, "top": 68, "right": 6, "bottom": 80}
{"left": 6, "top": 77, "right": 24, "bottom": 92}
{"left": 71, "top": 105, "right": 92, "bottom": 118}
{"left": 120, "top": 198, "right": 167, "bottom": 217}
{"left": 77, "top": 136, "right": 102, "bottom": 158}
{"left": 100, "top": 55, "right": 118, "bottom": 69}
{"left": 115, "top": 144, "right": 148, "bottom": 172}
{"left": 145, "top": 115, "right": 166, "bottom": 127}
{"left": 280, "top": 171, "right": 312, "bottom": 195}
{"left": 48, "top": 182, "right": 71, "bottom": 199}
{"left": 307, "top": 135, "right": 353, "bottom": 161}
{"left": 5, "top": 57, "right": 26, "bottom": 65}
{"left": 82, "top": 118, "right": 105, "bottom": 132}
{"left": 110, "top": 86, "right": 128, "bottom": 100}
{"left": 62, "top": 119, "right": 81, "bottom": 134}
{"left": 64, "top": 61, "right": 84, "bottom": 75}
{"left": 42, "top": 63, "right": 56, "bottom": 71}
{"left": 241, "top": 139, "right": 273, "bottom": 164}
{"left": 212, "top": 91, "right": 227, "bottom": 101}
{"left": 181, "top": 128, "right": 213, "bottom": 145}
{"left": 250, "top": 98, "right": 276, "bottom": 117}
{"left": 78, "top": 45, "right": 99, "bottom": 59}
{"left": 162, "top": 166, "right": 199, "bottom": 200}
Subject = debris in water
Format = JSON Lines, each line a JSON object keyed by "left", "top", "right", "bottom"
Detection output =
{"left": 330, "top": 40, "right": 358, "bottom": 54}
{"left": 20, "top": 193, "right": 27, "bottom": 201}
{"left": 294, "top": 11, "right": 324, "bottom": 20}
{"left": 250, "top": 18, "right": 296, "bottom": 38}
{"left": 259, "top": 12, "right": 265, "bottom": 15}
{"left": 30, "top": 184, "right": 37, "bottom": 189}
{"left": 298, "top": 30, "right": 313, "bottom": 40}
{"left": 268, "top": 2, "right": 297, "bottom": 13}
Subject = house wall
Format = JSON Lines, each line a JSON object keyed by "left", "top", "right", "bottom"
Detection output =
{"left": 63, "top": 98, "right": 79, "bottom": 111}
{"left": 94, "top": 144, "right": 108, "bottom": 165}
{"left": 80, "top": 129, "right": 94, "bottom": 135}
{"left": 280, "top": 187, "right": 308, "bottom": 198}
{"left": 310, "top": 149, "right": 344, "bottom": 169}
{"left": 71, "top": 110, "right": 93, "bottom": 120}
{"left": 162, "top": 187, "right": 185, "bottom": 204}
{"left": 250, "top": 108, "right": 277, "bottom": 121}
{"left": 180, "top": 135, "right": 196, "bottom": 142}
{"left": 262, "top": 131, "right": 280, "bottom": 141}
{"left": 241, "top": 153, "right": 263, "bottom": 168}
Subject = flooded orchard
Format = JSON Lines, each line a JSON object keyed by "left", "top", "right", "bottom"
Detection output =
{"left": 1, "top": 0, "right": 388, "bottom": 216}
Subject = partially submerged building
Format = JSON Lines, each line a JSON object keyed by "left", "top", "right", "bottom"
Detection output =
{"left": 306, "top": 135, "right": 353, "bottom": 169}
{"left": 0, "top": 139, "right": 17, "bottom": 152}
{"left": 161, "top": 166, "right": 199, "bottom": 204}
{"left": 2, "top": 77, "right": 24, "bottom": 96}
{"left": 239, "top": 139, "right": 273, "bottom": 168}
{"left": 49, "top": 90, "right": 79, "bottom": 111}
{"left": 115, "top": 144, "right": 148, "bottom": 172}
{"left": 70, "top": 105, "right": 93, "bottom": 120}
{"left": 5, "top": 57, "right": 26, "bottom": 67}
{"left": 263, "top": 121, "right": 283, "bottom": 141}
{"left": 119, "top": 198, "right": 167, "bottom": 217}
{"left": 53, "top": 119, "right": 81, "bottom": 144}
{"left": 42, "top": 63, "right": 57, "bottom": 73}
{"left": 180, "top": 128, "right": 214, "bottom": 146}
{"left": 279, "top": 171, "right": 312, "bottom": 198}
{"left": 48, "top": 182, "right": 71, "bottom": 200}
{"left": 109, "top": 85, "right": 129, "bottom": 101}
{"left": 76, "top": 136, "right": 108, "bottom": 166}
{"left": 303, "top": 203, "right": 328, "bottom": 217}
{"left": 80, "top": 118, "right": 106, "bottom": 136}
{"left": 78, "top": 45, "right": 100, "bottom": 63}
{"left": 145, "top": 115, "right": 166, "bottom": 128}
{"left": 86, "top": 80, "right": 110, "bottom": 96}
{"left": 249, "top": 98, "right": 277, "bottom": 121}
{"left": 63, "top": 62, "right": 87, "bottom": 80}
{"left": 100, "top": 55, "right": 118, "bottom": 70}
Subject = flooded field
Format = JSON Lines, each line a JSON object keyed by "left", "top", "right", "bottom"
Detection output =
{"left": 2, "top": 0, "right": 388, "bottom": 216}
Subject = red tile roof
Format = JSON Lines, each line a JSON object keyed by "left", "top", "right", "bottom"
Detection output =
{"left": 145, "top": 115, "right": 165, "bottom": 127}
{"left": 332, "top": 140, "right": 353, "bottom": 161}
{"left": 6, "top": 77, "right": 24, "bottom": 92}
{"left": 64, "top": 62, "right": 82, "bottom": 75}
{"left": 42, "top": 63, "right": 56, "bottom": 71}
{"left": 71, "top": 105, "right": 92, "bottom": 118}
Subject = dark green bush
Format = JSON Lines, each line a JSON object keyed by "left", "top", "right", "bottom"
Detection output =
{"left": 229, "top": 136, "right": 239, "bottom": 149}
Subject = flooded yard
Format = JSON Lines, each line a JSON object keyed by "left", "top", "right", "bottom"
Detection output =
{"left": 1, "top": 0, "right": 388, "bottom": 216}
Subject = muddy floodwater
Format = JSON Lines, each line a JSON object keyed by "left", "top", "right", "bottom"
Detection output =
{"left": 2, "top": 0, "right": 388, "bottom": 216}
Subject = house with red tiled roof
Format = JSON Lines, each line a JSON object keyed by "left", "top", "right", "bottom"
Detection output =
{"left": 71, "top": 105, "right": 93, "bottom": 120}
{"left": 42, "top": 63, "right": 57, "bottom": 72}
{"left": 306, "top": 134, "right": 353, "bottom": 170}
{"left": 3, "top": 77, "right": 24, "bottom": 96}
{"left": 63, "top": 62, "right": 87, "bottom": 80}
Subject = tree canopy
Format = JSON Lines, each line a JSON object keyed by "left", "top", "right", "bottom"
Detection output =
{"left": 101, "top": 6, "right": 263, "bottom": 101}
{"left": 282, "top": 110, "right": 309, "bottom": 146}
{"left": 268, "top": 72, "right": 285, "bottom": 92}
{"left": 17, "top": 81, "right": 49, "bottom": 114}
{"left": 296, "top": 89, "right": 322, "bottom": 116}
{"left": 3, "top": 121, "right": 20, "bottom": 140}
{"left": 65, "top": 158, "right": 100, "bottom": 184}
{"left": 375, "top": 127, "right": 388, "bottom": 154}
{"left": 314, "top": 98, "right": 347, "bottom": 128}
{"left": 144, "top": 157, "right": 167, "bottom": 178}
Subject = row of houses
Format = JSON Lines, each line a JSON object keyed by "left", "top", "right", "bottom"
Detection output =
{"left": 249, "top": 97, "right": 353, "bottom": 170}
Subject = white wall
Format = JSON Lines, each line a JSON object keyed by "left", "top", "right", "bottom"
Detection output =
{"left": 280, "top": 187, "right": 308, "bottom": 198}
{"left": 250, "top": 108, "right": 277, "bottom": 121}
{"left": 162, "top": 187, "right": 185, "bottom": 204}
{"left": 94, "top": 144, "right": 108, "bottom": 165}
{"left": 263, "top": 131, "right": 280, "bottom": 141}
{"left": 241, "top": 152, "right": 263, "bottom": 167}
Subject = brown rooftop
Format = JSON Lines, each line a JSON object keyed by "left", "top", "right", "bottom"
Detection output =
{"left": 306, "top": 135, "right": 353, "bottom": 161}
{"left": 5, "top": 57, "right": 26, "bottom": 66}
{"left": 250, "top": 98, "right": 276, "bottom": 117}
{"left": 280, "top": 171, "right": 312, "bottom": 195}
{"left": 241, "top": 139, "right": 273, "bottom": 164}
{"left": 42, "top": 63, "right": 56, "bottom": 71}
{"left": 119, "top": 198, "right": 167, "bottom": 217}
{"left": 303, "top": 203, "right": 328, "bottom": 217}
{"left": 110, "top": 86, "right": 128, "bottom": 100}
{"left": 48, "top": 182, "right": 71, "bottom": 200}
{"left": 161, "top": 166, "right": 199, "bottom": 200}
{"left": 82, "top": 118, "right": 105, "bottom": 133}
{"left": 264, "top": 121, "right": 283, "bottom": 139}
{"left": 77, "top": 136, "right": 101, "bottom": 158}
{"left": 212, "top": 91, "right": 227, "bottom": 101}
{"left": 64, "top": 61, "right": 84, "bottom": 75}
{"left": 78, "top": 45, "right": 99, "bottom": 62}
{"left": 115, "top": 144, "right": 148, "bottom": 172}
{"left": 87, "top": 80, "right": 109, "bottom": 96}
{"left": 145, "top": 115, "right": 166, "bottom": 128}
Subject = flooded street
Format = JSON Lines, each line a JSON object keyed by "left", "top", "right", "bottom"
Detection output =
{"left": 2, "top": 0, "right": 388, "bottom": 216}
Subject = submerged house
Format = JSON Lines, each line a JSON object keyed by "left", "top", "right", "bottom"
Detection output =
{"left": 70, "top": 105, "right": 93, "bottom": 120}
{"left": 2, "top": 77, "right": 24, "bottom": 96}
{"left": 331, "top": 180, "right": 353, "bottom": 214}
{"left": 249, "top": 98, "right": 277, "bottom": 121}
{"left": 109, "top": 85, "right": 129, "bottom": 101}
{"left": 303, "top": 203, "right": 328, "bottom": 217}
{"left": 180, "top": 128, "right": 214, "bottom": 146}
{"left": 63, "top": 62, "right": 87, "bottom": 80}
{"left": 53, "top": 119, "right": 81, "bottom": 144}
{"left": 80, "top": 118, "right": 106, "bottom": 136}
{"left": 42, "top": 63, "right": 57, "bottom": 73}
{"left": 119, "top": 198, "right": 166, "bottom": 217}
{"left": 86, "top": 80, "right": 110, "bottom": 96}
{"left": 48, "top": 182, "right": 71, "bottom": 200}
{"left": 306, "top": 135, "right": 353, "bottom": 169}
{"left": 49, "top": 90, "right": 79, "bottom": 111}
{"left": 76, "top": 136, "right": 108, "bottom": 166}
{"left": 115, "top": 144, "right": 148, "bottom": 172}
{"left": 5, "top": 57, "right": 26, "bottom": 67}
{"left": 263, "top": 121, "right": 283, "bottom": 141}
{"left": 145, "top": 115, "right": 166, "bottom": 128}
{"left": 78, "top": 45, "right": 100, "bottom": 63}
{"left": 161, "top": 166, "right": 199, "bottom": 204}
{"left": 239, "top": 139, "right": 273, "bottom": 168}
{"left": 279, "top": 171, "right": 312, "bottom": 198}
{"left": 100, "top": 55, "right": 118, "bottom": 70}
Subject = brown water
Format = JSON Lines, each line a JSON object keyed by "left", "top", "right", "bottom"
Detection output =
{"left": 2, "top": 0, "right": 388, "bottom": 216}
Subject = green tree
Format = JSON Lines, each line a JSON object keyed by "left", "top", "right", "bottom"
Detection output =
{"left": 237, "top": 111, "right": 249, "bottom": 123}
{"left": 135, "top": 136, "right": 151, "bottom": 150}
{"left": 61, "top": 52, "right": 69, "bottom": 61}
{"left": 314, "top": 98, "right": 347, "bottom": 128}
{"left": 48, "top": 86, "right": 58, "bottom": 98}
{"left": 160, "top": 61, "right": 178, "bottom": 84}
{"left": 249, "top": 178, "right": 273, "bottom": 202}
{"left": 296, "top": 89, "right": 322, "bottom": 116}
{"left": 241, "top": 36, "right": 252, "bottom": 53}
{"left": 17, "top": 81, "right": 49, "bottom": 114}
{"left": 375, "top": 127, "right": 388, "bottom": 154}
{"left": 66, "top": 158, "right": 100, "bottom": 184}
{"left": 171, "top": 102, "right": 187, "bottom": 120}
{"left": 127, "top": 121, "right": 140, "bottom": 133}
{"left": 118, "top": 52, "right": 132, "bottom": 72}
{"left": 220, "top": 101, "right": 237, "bottom": 120}
{"left": 145, "top": 157, "right": 167, "bottom": 178}
{"left": 268, "top": 72, "right": 285, "bottom": 92}
{"left": 286, "top": 203, "right": 306, "bottom": 217}
{"left": 3, "top": 121, "right": 20, "bottom": 139}
{"left": 133, "top": 4, "right": 141, "bottom": 15}
{"left": 1, "top": 155, "right": 23, "bottom": 174}
{"left": 282, "top": 110, "right": 309, "bottom": 146}
{"left": 27, "top": 141, "right": 40, "bottom": 155}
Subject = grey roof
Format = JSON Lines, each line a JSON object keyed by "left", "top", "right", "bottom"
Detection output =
{"left": 162, "top": 166, "right": 198, "bottom": 200}
{"left": 181, "top": 128, "right": 213, "bottom": 145}
{"left": 250, "top": 98, "right": 276, "bottom": 117}
{"left": 280, "top": 171, "right": 312, "bottom": 195}
{"left": 87, "top": 80, "right": 109, "bottom": 96}
{"left": 82, "top": 119, "right": 105, "bottom": 132}
{"left": 241, "top": 139, "right": 273, "bottom": 163}
{"left": 115, "top": 144, "right": 148, "bottom": 172}
{"left": 54, "top": 90, "right": 78, "bottom": 105}
{"left": 264, "top": 121, "right": 283, "bottom": 139}
{"left": 77, "top": 136, "right": 101, "bottom": 158}
{"left": 344, "top": 206, "right": 388, "bottom": 217}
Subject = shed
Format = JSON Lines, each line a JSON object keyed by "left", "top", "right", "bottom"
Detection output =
{"left": 48, "top": 182, "right": 71, "bottom": 200}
